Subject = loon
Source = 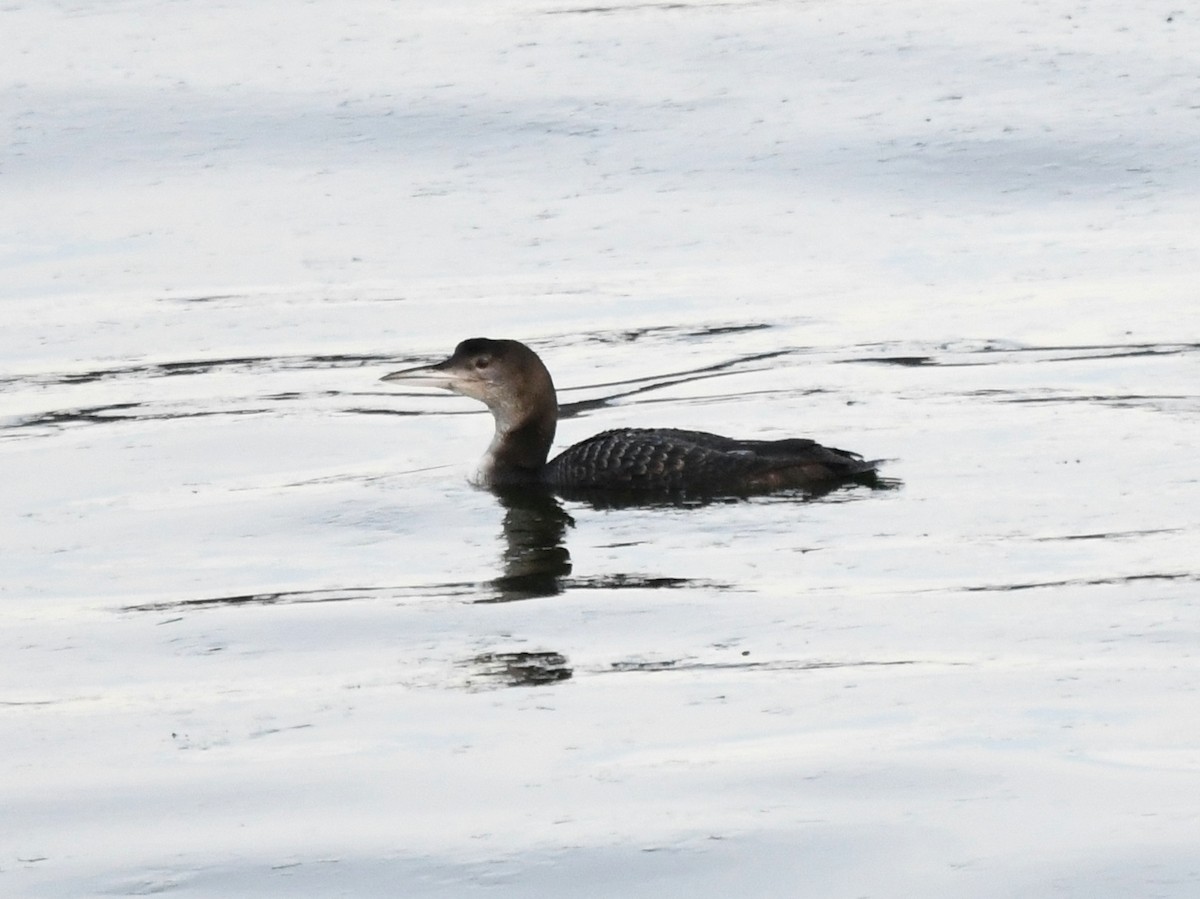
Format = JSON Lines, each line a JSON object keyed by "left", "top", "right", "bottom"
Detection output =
{"left": 381, "top": 338, "right": 880, "bottom": 495}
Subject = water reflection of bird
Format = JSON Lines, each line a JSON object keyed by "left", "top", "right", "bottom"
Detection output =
{"left": 489, "top": 486, "right": 573, "bottom": 601}
{"left": 382, "top": 338, "right": 881, "bottom": 497}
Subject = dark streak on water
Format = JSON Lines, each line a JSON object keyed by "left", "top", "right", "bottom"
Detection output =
{"left": 468, "top": 651, "right": 573, "bottom": 687}
{"left": 962, "top": 571, "right": 1199, "bottom": 593}
{"left": 971, "top": 390, "right": 1195, "bottom": 409}
{"left": 579, "top": 322, "right": 773, "bottom": 344}
{"left": 607, "top": 658, "right": 924, "bottom": 673}
{"left": 850, "top": 355, "right": 935, "bottom": 367}
{"left": 843, "top": 341, "right": 1199, "bottom": 367}
{"left": 2, "top": 352, "right": 399, "bottom": 389}
{"left": 463, "top": 653, "right": 928, "bottom": 689}
{"left": 546, "top": 1, "right": 749, "bottom": 15}
{"left": 557, "top": 349, "right": 789, "bottom": 419}
{"left": 7, "top": 338, "right": 1193, "bottom": 438}
{"left": 122, "top": 574, "right": 732, "bottom": 614}
{"left": 1031, "top": 528, "right": 1183, "bottom": 542}
{"left": 9, "top": 403, "right": 275, "bottom": 431}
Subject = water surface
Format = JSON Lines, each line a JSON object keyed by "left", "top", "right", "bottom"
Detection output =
{"left": 4, "top": 0, "right": 1200, "bottom": 896}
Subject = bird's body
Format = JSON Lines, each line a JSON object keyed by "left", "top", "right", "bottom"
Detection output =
{"left": 542, "top": 427, "right": 875, "bottom": 492}
{"left": 382, "top": 338, "right": 880, "bottom": 497}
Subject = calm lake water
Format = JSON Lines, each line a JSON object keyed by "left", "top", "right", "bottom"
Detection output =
{"left": 4, "top": 285, "right": 1198, "bottom": 897}
{"left": 4, "top": 0, "right": 1200, "bottom": 895}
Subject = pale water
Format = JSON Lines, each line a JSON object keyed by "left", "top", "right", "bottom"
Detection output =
{"left": 3, "top": 1, "right": 1199, "bottom": 896}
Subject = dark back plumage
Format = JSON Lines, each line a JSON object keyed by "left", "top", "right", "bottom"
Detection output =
{"left": 542, "top": 427, "right": 877, "bottom": 493}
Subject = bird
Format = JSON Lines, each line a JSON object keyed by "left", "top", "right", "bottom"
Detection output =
{"left": 381, "top": 337, "right": 881, "bottom": 497}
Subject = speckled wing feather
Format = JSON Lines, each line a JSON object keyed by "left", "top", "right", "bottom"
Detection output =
{"left": 542, "top": 428, "right": 877, "bottom": 493}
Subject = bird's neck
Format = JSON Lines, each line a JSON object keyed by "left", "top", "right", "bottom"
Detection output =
{"left": 478, "top": 396, "right": 557, "bottom": 486}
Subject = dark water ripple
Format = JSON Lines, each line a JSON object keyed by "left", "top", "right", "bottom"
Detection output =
{"left": 10, "top": 336, "right": 1192, "bottom": 441}
{"left": 121, "top": 573, "right": 731, "bottom": 614}
{"left": 1, "top": 352, "right": 399, "bottom": 390}
{"left": 962, "top": 571, "right": 1198, "bottom": 593}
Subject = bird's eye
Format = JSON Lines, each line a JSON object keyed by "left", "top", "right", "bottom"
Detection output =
{"left": 474, "top": 358, "right": 490, "bottom": 370}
